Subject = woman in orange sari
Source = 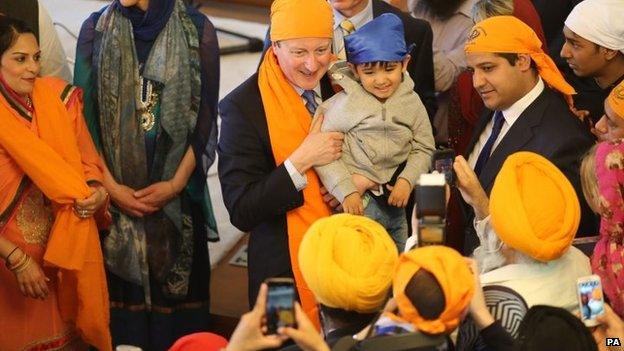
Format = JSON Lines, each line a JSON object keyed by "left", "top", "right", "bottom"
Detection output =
{"left": 0, "top": 17, "right": 111, "bottom": 350}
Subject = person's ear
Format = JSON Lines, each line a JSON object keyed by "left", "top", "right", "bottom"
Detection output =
{"left": 402, "top": 54, "right": 411, "bottom": 72}
{"left": 516, "top": 53, "right": 532, "bottom": 72}
{"left": 603, "top": 47, "right": 620, "bottom": 61}
{"left": 348, "top": 62, "right": 359, "bottom": 78}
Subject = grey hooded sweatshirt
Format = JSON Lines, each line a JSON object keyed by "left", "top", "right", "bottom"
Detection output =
{"left": 315, "top": 65, "right": 435, "bottom": 202}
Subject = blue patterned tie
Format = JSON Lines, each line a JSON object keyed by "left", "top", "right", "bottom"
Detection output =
{"left": 302, "top": 90, "right": 318, "bottom": 116}
{"left": 474, "top": 111, "right": 505, "bottom": 176}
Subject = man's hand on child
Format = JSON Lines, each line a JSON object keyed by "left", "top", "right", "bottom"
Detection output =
{"left": 343, "top": 193, "right": 364, "bottom": 215}
{"left": 352, "top": 173, "right": 377, "bottom": 195}
{"left": 387, "top": 178, "right": 411, "bottom": 208}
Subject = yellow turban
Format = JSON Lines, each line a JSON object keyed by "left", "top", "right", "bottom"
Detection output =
{"left": 490, "top": 152, "right": 580, "bottom": 262}
{"left": 270, "top": 0, "right": 333, "bottom": 42}
{"left": 465, "top": 16, "right": 575, "bottom": 98}
{"left": 298, "top": 214, "right": 398, "bottom": 313}
{"left": 607, "top": 80, "right": 624, "bottom": 120}
{"left": 391, "top": 246, "right": 475, "bottom": 335}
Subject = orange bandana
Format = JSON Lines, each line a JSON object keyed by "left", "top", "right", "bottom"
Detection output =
{"left": 0, "top": 77, "right": 111, "bottom": 350}
{"left": 258, "top": 48, "right": 332, "bottom": 328}
{"left": 465, "top": 16, "right": 575, "bottom": 98}
{"left": 391, "top": 246, "right": 474, "bottom": 335}
{"left": 270, "top": 0, "right": 333, "bottom": 42}
{"left": 607, "top": 80, "right": 624, "bottom": 120}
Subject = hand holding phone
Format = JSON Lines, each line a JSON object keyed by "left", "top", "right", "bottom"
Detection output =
{"left": 578, "top": 275, "right": 605, "bottom": 327}
{"left": 265, "top": 278, "right": 297, "bottom": 334}
{"left": 432, "top": 148, "right": 456, "bottom": 186}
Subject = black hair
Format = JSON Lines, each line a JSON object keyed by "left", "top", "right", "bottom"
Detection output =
{"left": 0, "top": 15, "right": 36, "bottom": 58}
{"left": 319, "top": 304, "right": 378, "bottom": 329}
{"left": 516, "top": 305, "right": 598, "bottom": 351}
{"left": 356, "top": 61, "right": 404, "bottom": 70}
{"left": 404, "top": 269, "right": 446, "bottom": 320}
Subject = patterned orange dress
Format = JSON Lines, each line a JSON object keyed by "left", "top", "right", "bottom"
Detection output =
{"left": 0, "top": 76, "right": 107, "bottom": 351}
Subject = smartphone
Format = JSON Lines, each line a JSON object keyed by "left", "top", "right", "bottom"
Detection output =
{"left": 265, "top": 277, "right": 297, "bottom": 334}
{"left": 432, "top": 148, "right": 455, "bottom": 185}
{"left": 577, "top": 275, "right": 605, "bottom": 327}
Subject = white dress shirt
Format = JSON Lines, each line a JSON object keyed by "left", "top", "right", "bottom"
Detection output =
{"left": 468, "top": 78, "right": 545, "bottom": 169}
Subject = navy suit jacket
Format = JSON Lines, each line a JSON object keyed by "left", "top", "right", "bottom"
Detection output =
{"left": 218, "top": 73, "right": 334, "bottom": 306}
{"left": 462, "top": 86, "right": 598, "bottom": 253}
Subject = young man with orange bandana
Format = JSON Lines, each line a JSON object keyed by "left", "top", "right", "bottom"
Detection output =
{"left": 218, "top": 0, "right": 340, "bottom": 325}
{"left": 459, "top": 16, "right": 596, "bottom": 254}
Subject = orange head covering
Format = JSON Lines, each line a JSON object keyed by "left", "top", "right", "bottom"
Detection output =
{"left": 464, "top": 16, "right": 575, "bottom": 98}
{"left": 607, "top": 80, "right": 624, "bottom": 120}
{"left": 270, "top": 0, "right": 333, "bottom": 42}
{"left": 391, "top": 246, "right": 474, "bottom": 335}
{"left": 490, "top": 152, "right": 580, "bottom": 262}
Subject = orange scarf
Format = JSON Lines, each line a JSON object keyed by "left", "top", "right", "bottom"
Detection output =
{"left": 258, "top": 47, "right": 332, "bottom": 328}
{"left": 0, "top": 78, "right": 111, "bottom": 350}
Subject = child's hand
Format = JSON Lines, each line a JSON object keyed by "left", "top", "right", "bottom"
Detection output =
{"left": 387, "top": 178, "right": 411, "bottom": 208}
{"left": 342, "top": 193, "right": 364, "bottom": 215}
{"left": 352, "top": 173, "right": 377, "bottom": 196}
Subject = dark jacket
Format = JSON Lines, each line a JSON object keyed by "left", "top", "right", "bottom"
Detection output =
{"left": 462, "top": 86, "right": 598, "bottom": 253}
{"left": 218, "top": 73, "right": 334, "bottom": 305}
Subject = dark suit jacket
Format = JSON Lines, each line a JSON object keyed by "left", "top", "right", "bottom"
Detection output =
{"left": 218, "top": 73, "right": 334, "bottom": 306}
{"left": 260, "top": 0, "right": 437, "bottom": 120}
{"left": 462, "top": 86, "right": 598, "bottom": 253}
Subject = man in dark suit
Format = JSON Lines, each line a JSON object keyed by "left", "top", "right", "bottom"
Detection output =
{"left": 455, "top": 16, "right": 597, "bottom": 254}
{"left": 218, "top": 0, "right": 342, "bottom": 314}
{"left": 262, "top": 0, "right": 436, "bottom": 120}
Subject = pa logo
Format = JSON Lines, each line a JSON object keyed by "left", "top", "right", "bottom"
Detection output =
{"left": 607, "top": 337, "right": 621, "bottom": 346}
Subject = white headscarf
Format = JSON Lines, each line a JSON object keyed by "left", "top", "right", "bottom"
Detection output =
{"left": 565, "top": 0, "right": 624, "bottom": 54}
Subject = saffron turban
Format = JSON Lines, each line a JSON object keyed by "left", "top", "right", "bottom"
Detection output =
{"left": 269, "top": 0, "right": 333, "bottom": 42}
{"left": 392, "top": 246, "right": 475, "bottom": 335}
{"left": 607, "top": 80, "right": 624, "bottom": 120}
{"left": 465, "top": 16, "right": 575, "bottom": 97}
{"left": 565, "top": 0, "right": 624, "bottom": 54}
{"left": 298, "top": 214, "right": 398, "bottom": 313}
{"left": 490, "top": 152, "right": 580, "bottom": 262}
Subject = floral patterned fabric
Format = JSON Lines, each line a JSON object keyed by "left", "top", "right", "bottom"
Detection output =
{"left": 592, "top": 139, "right": 624, "bottom": 316}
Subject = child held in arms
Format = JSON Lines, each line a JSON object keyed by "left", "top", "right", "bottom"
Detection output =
{"left": 315, "top": 13, "right": 434, "bottom": 252}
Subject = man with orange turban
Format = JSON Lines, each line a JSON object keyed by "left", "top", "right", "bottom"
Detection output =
{"left": 456, "top": 151, "right": 591, "bottom": 312}
{"left": 218, "top": 0, "right": 341, "bottom": 326}
{"left": 459, "top": 15, "right": 596, "bottom": 254}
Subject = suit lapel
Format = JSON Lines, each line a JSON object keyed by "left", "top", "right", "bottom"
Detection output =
{"left": 371, "top": 0, "right": 381, "bottom": 17}
{"left": 478, "top": 88, "right": 550, "bottom": 194}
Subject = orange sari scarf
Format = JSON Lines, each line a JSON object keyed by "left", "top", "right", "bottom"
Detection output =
{"left": 258, "top": 47, "right": 332, "bottom": 327}
{"left": 0, "top": 78, "right": 111, "bottom": 350}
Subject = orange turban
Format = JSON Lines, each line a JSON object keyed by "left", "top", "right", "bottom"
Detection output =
{"left": 298, "top": 214, "right": 398, "bottom": 313}
{"left": 465, "top": 16, "right": 575, "bottom": 98}
{"left": 607, "top": 80, "right": 624, "bottom": 120}
{"left": 270, "top": 0, "right": 333, "bottom": 42}
{"left": 490, "top": 152, "right": 580, "bottom": 262}
{"left": 391, "top": 246, "right": 474, "bottom": 335}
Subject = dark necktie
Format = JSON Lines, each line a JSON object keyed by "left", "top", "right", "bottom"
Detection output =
{"left": 474, "top": 111, "right": 505, "bottom": 176}
{"left": 302, "top": 90, "right": 318, "bottom": 115}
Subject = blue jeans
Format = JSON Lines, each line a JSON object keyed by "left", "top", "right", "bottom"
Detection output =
{"left": 363, "top": 193, "right": 408, "bottom": 253}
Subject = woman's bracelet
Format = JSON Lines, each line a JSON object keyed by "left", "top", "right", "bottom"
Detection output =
{"left": 7, "top": 250, "right": 27, "bottom": 271}
{"left": 11, "top": 255, "right": 31, "bottom": 274}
